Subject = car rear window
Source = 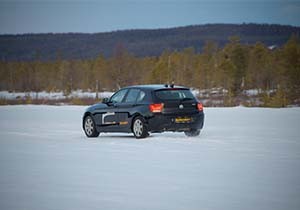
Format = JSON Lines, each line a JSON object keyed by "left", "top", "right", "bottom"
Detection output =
{"left": 155, "top": 89, "right": 195, "bottom": 100}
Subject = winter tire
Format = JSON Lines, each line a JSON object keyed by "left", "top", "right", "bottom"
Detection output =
{"left": 132, "top": 116, "right": 149, "bottom": 139}
{"left": 84, "top": 115, "right": 100, "bottom": 137}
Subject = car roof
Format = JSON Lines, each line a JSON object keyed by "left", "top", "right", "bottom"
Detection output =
{"left": 124, "top": 84, "right": 189, "bottom": 91}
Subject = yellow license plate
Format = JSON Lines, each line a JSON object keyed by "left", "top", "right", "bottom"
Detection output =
{"left": 175, "top": 117, "right": 191, "bottom": 123}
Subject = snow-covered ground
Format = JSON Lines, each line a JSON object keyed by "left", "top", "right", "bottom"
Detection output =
{"left": 0, "top": 90, "right": 114, "bottom": 100}
{"left": 0, "top": 105, "right": 299, "bottom": 210}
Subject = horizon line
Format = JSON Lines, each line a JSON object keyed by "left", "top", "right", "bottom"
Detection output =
{"left": 1, "top": 22, "right": 300, "bottom": 36}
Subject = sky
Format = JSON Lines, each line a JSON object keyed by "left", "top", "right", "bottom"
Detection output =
{"left": 0, "top": 0, "right": 299, "bottom": 34}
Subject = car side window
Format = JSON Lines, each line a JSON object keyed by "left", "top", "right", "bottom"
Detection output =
{"left": 124, "top": 89, "right": 140, "bottom": 103}
{"left": 110, "top": 89, "right": 128, "bottom": 103}
{"left": 136, "top": 90, "right": 146, "bottom": 103}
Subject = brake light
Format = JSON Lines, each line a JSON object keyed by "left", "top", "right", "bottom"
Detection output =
{"left": 149, "top": 103, "right": 164, "bottom": 113}
{"left": 197, "top": 103, "right": 203, "bottom": 111}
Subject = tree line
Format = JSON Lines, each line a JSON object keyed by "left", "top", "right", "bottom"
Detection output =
{"left": 1, "top": 23, "right": 299, "bottom": 61}
{"left": 0, "top": 36, "right": 299, "bottom": 107}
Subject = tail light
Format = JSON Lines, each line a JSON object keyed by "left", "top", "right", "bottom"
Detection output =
{"left": 197, "top": 102, "right": 203, "bottom": 111}
{"left": 149, "top": 103, "right": 164, "bottom": 113}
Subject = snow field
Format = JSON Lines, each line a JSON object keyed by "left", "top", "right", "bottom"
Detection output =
{"left": 0, "top": 105, "right": 300, "bottom": 210}
{"left": 0, "top": 90, "right": 114, "bottom": 100}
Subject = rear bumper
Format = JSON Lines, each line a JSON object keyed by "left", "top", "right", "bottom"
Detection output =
{"left": 147, "top": 112, "right": 204, "bottom": 132}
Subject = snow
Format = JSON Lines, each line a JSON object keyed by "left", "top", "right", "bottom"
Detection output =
{"left": 0, "top": 105, "right": 300, "bottom": 210}
{"left": 244, "top": 89, "right": 260, "bottom": 96}
{"left": 0, "top": 90, "right": 114, "bottom": 100}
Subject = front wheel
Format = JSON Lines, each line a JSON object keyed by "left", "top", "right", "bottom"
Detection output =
{"left": 83, "top": 115, "right": 100, "bottom": 137}
{"left": 132, "top": 116, "right": 149, "bottom": 139}
{"left": 184, "top": 129, "right": 200, "bottom": 137}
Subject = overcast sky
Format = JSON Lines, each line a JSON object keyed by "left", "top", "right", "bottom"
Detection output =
{"left": 0, "top": 0, "right": 299, "bottom": 34}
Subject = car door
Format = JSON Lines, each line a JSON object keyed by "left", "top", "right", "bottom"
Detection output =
{"left": 94, "top": 88, "right": 128, "bottom": 129}
{"left": 113, "top": 88, "right": 141, "bottom": 131}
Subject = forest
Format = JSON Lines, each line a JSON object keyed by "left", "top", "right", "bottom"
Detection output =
{"left": 1, "top": 23, "right": 300, "bottom": 61}
{"left": 0, "top": 35, "right": 299, "bottom": 107}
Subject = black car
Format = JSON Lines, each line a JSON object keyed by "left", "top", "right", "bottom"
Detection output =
{"left": 82, "top": 84, "right": 204, "bottom": 138}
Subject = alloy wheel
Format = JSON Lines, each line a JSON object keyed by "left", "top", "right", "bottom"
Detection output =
{"left": 85, "top": 117, "right": 94, "bottom": 136}
{"left": 133, "top": 119, "right": 143, "bottom": 137}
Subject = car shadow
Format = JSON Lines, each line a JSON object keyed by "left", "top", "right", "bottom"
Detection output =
{"left": 99, "top": 134, "right": 155, "bottom": 139}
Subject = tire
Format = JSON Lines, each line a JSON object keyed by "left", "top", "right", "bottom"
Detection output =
{"left": 83, "top": 115, "right": 100, "bottom": 137}
{"left": 132, "top": 116, "right": 149, "bottom": 139}
{"left": 184, "top": 129, "right": 200, "bottom": 137}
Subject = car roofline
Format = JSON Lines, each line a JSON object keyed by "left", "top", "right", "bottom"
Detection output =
{"left": 124, "top": 84, "right": 190, "bottom": 91}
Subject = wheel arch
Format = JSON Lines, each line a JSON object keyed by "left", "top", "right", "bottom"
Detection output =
{"left": 82, "top": 112, "right": 92, "bottom": 129}
{"left": 131, "top": 115, "right": 149, "bottom": 138}
{"left": 130, "top": 113, "right": 143, "bottom": 131}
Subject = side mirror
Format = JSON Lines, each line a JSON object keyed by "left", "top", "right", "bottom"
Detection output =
{"left": 102, "top": 97, "right": 109, "bottom": 104}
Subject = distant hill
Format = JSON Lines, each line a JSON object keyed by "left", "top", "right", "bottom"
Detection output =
{"left": 0, "top": 23, "right": 299, "bottom": 61}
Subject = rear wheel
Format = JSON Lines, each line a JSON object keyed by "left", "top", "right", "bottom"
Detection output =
{"left": 132, "top": 116, "right": 149, "bottom": 139}
{"left": 84, "top": 115, "right": 100, "bottom": 137}
{"left": 184, "top": 129, "right": 200, "bottom": 137}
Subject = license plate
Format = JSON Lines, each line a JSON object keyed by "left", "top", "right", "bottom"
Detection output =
{"left": 175, "top": 117, "right": 191, "bottom": 123}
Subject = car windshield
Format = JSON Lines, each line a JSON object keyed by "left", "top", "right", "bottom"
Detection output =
{"left": 155, "top": 89, "right": 195, "bottom": 100}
